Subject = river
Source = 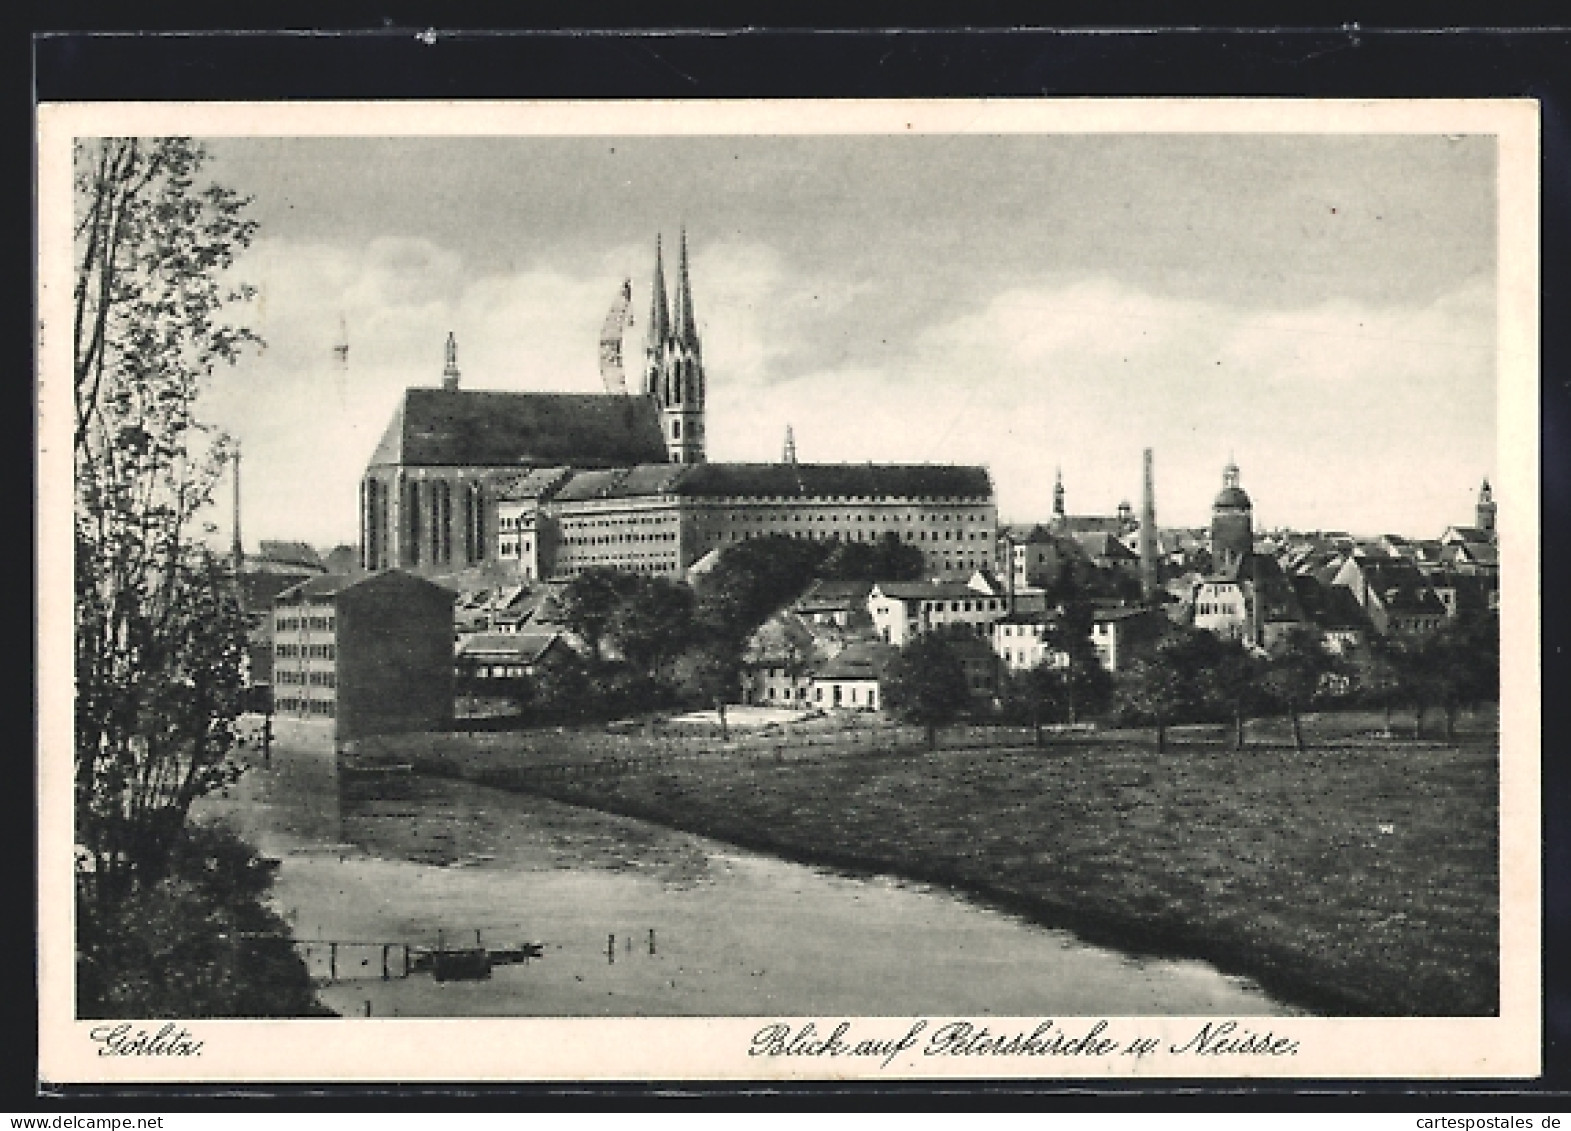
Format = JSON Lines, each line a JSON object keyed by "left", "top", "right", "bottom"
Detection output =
{"left": 199, "top": 741, "right": 1299, "bottom": 1019}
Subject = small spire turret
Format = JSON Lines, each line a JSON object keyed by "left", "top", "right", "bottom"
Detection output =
{"left": 1477, "top": 475, "right": 1497, "bottom": 534}
{"left": 442, "top": 332, "right": 460, "bottom": 391}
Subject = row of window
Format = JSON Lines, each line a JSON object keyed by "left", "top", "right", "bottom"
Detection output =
{"left": 564, "top": 531, "right": 678, "bottom": 546}
{"left": 274, "top": 670, "right": 338, "bottom": 687}
{"left": 274, "top": 614, "right": 335, "bottom": 632}
{"left": 276, "top": 643, "right": 337, "bottom": 660}
{"left": 1195, "top": 602, "right": 1239, "bottom": 617}
{"left": 708, "top": 510, "right": 986, "bottom": 525}
{"left": 276, "top": 698, "right": 336, "bottom": 717}
{"left": 562, "top": 513, "right": 678, "bottom": 528}
{"left": 460, "top": 664, "right": 530, "bottom": 679}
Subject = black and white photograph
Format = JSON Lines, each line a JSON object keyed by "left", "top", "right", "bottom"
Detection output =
{"left": 37, "top": 98, "right": 1539, "bottom": 1083}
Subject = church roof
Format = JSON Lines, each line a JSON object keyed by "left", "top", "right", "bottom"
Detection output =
{"left": 1214, "top": 486, "right": 1252, "bottom": 509}
{"left": 368, "top": 389, "right": 667, "bottom": 469}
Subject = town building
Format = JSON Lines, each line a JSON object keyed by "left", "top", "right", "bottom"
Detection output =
{"left": 494, "top": 467, "right": 573, "bottom": 582}
{"left": 271, "top": 570, "right": 455, "bottom": 742}
{"left": 992, "top": 611, "right": 1069, "bottom": 673}
{"left": 1188, "top": 459, "right": 1309, "bottom": 650}
{"left": 807, "top": 639, "right": 897, "bottom": 712}
{"left": 867, "top": 573, "right": 1009, "bottom": 647}
{"left": 1329, "top": 556, "right": 1448, "bottom": 638}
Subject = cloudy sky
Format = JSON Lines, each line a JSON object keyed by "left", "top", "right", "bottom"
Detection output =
{"left": 194, "top": 131, "right": 1498, "bottom": 549}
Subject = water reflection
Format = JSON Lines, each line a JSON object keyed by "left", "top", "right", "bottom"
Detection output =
{"left": 343, "top": 775, "right": 719, "bottom": 888}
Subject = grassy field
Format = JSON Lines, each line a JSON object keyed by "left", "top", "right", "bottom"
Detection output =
{"left": 363, "top": 712, "right": 1499, "bottom": 1016}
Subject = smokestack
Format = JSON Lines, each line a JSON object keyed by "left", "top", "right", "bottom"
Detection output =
{"left": 231, "top": 440, "right": 243, "bottom": 575}
{"left": 1139, "top": 447, "right": 1158, "bottom": 605}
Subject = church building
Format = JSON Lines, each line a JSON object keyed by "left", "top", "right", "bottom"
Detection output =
{"left": 360, "top": 232, "right": 996, "bottom": 587}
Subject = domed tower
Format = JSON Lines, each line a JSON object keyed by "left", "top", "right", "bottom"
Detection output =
{"left": 1476, "top": 477, "right": 1496, "bottom": 536}
{"left": 1211, "top": 457, "right": 1253, "bottom": 573}
{"left": 644, "top": 228, "right": 706, "bottom": 465}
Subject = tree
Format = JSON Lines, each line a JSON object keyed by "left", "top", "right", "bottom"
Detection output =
{"left": 76, "top": 824, "right": 330, "bottom": 1018}
{"left": 1197, "top": 636, "right": 1268, "bottom": 750}
{"left": 819, "top": 533, "right": 925, "bottom": 584}
{"left": 74, "top": 138, "right": 262, "bottom": 896}
{"left": 1356, "top": 637, "right": 1412, "bottom": 737}
{"left": 532, "top": 650, "right": 594, "bottom": 722}
{"left": 1113, "top": 652, "right": 1189, "bottom": 754}
{"left": 999, "top": 663, "right": 1068, "bottom": 746}
{"left": 1044, "top": 602, "right": 1114, "bottom": 725}
{"left": 1260, "top": 627, "right": 1336, "bottom": 752}
{"left": 882, "top": 633, "right": 971, "bottom": 749}
{"left": 687, "top": 633, "right": 743, "bottom": 741}
{"left": 693, "top": 535, "right": 828, "bottom": 643}
{"left": 608, "top": 574, "right": 697, "bottom": 678}
{"left": 556, "top": 568, "right": 627, "bottom": 666}
{"left": 1411, "top": 614, "right": 1498, "bottom": 742}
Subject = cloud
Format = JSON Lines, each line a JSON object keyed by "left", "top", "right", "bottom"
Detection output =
{"left": 711, "top": 274, "right": 1496, "bottom": 534}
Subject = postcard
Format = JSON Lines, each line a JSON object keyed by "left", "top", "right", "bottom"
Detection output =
{"left": 37, "top": 97, "right": 1540, "bottom": 1084}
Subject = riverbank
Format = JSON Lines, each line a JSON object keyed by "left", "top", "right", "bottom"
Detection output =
{"left": 374, "top": 719, "right": 1498, "bottom": 1016}
{"left": 207, "top": 750, "right": 1291, "bottom": 1017}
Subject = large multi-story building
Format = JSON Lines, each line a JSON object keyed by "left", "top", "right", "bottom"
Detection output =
{"left": 271, "top": 570, "right": 455, "bottom": 742}
{"left": 548, "top": 462, "right": 996, "bottom": 582}
{"left": 360, "top": 233, "right": 997, "bottom": 588}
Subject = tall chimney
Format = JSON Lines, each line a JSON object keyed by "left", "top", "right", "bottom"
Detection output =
{"left": 231, "top": 440, "right": 243, "bottom": 575}
{"left": 1139, "top": 447, "right": 1158, "bottom": 605}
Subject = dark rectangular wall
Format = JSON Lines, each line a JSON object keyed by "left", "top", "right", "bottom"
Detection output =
{"left": 336, "top": 575, "right": 455, "bottom": 740}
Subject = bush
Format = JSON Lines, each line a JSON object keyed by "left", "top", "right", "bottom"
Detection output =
{"left": 76, "top": 823, "right": 330, "bottom": 1018}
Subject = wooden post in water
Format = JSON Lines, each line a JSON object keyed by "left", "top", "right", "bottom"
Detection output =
{"left": 648, "top": 929, "right": 656, "bottom": 956}
{"left": 329, "top": 942, "right": 338, "bottom": 981}
{"left": 382, "top": 944, "right": 390, "bottom": 980}
{"left": 607, "top": 934, "right": 615, "bottom": 964}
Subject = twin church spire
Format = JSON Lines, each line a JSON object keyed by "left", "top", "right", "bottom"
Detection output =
{"left": 643, "top": 230, "right": 706, "bottom": 464}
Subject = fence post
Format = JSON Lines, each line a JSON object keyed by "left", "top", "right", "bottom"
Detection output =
{"left": 607, "top": 934, "right": 616, "bottom": 964}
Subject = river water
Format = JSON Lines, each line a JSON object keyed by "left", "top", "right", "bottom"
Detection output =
{"left": 200, "top": 742, "right": 1297, "bottom": 1019}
